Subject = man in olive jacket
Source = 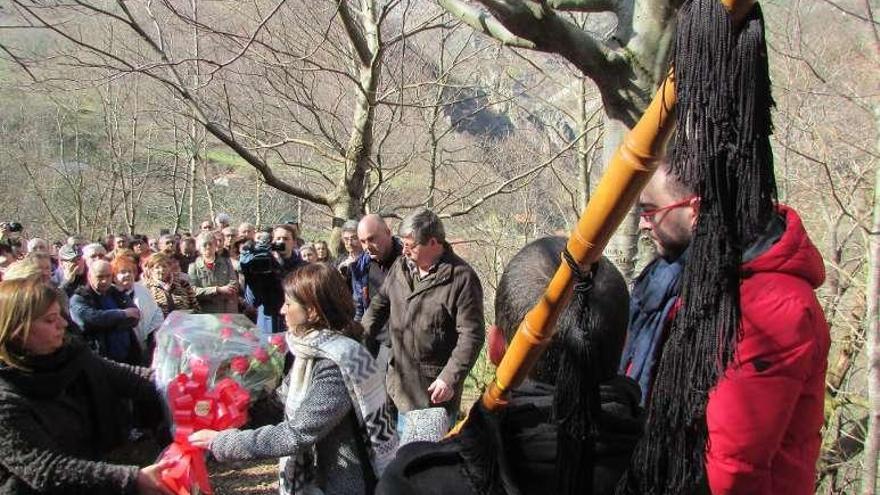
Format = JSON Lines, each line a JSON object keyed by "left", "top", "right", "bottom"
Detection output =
{"left": 362, "top": 208, "right": 484, "bottom": 430}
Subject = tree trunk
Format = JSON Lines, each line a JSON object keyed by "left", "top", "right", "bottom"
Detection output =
{"left": 602, "top": 117, "right": 641, "bottom": 281}
{"left": 438, "top": 0, "right": 674, "bottom": 280}
{"left": 170, "top": 128, "right": 186, "bottom": 233}
{"left": 862, "top": 107, "right": 880, "bottom": 495}
{"left": 324, "top": 0, "right": 381, "bottom": 257}
{"left": 187, "top": 148, "right": 196, "bottom": 234}
{"left": 255, "top": 176, "right": 263, "bottom": 228}
{"left": 201, "top": 154, "right": 216, "bottom": 224}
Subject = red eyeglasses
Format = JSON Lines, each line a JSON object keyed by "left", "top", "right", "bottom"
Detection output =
{"left": 638, "top": 196, "right": 699, "bottom": 224}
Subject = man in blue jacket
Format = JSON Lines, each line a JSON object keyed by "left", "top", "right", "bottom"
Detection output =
{"left": 69, "top": 260, "right": 141, "bottom": 364}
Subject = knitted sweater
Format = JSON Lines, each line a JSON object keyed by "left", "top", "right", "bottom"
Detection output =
{"left": 211, "top": 358, "right": 369, "bottom": 494}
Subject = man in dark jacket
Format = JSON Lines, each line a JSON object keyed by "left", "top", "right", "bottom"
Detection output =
{"left": 362, "top": 209, "right": 483, "bottom": 429}
{"left": 240, "top": 225, "right": 304, "bottom": 334}
{"left": 337, "top": 221, "right": 361, "bottom": 276}
{"left": 353, "top": 214, "right": 404, "bottom": 320}
{"left": 70, "top": 260, "right": 142, "bottom": 364}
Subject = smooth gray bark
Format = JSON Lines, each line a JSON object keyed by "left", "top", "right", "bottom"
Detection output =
{"left": 439, "top": 0, "right": 677, "bottom": 278}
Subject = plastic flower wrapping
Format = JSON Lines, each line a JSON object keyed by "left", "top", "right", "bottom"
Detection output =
{"left": 152, "top": 311, "right": 287, "bottom": 494}
{"left": 153, "top": 311, "right": 286, "bottom": 402}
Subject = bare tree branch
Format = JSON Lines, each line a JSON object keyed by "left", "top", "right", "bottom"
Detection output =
{"left": 776, "top": 140, "right": 877, "bottom": 235}
{"left": 545, "top": 0, "right": 619, "bottom": 12}
{"left": 337, "top": 0, "right": 373, "bottom": 67}
{"left": 818, "top": 0, "right": 880, "bottom": 26}
{"left": 438, "top": 0, "right": 536, "bottom": 48}
{"left": 439, "top": 0, "right": 646, "bottom": 125}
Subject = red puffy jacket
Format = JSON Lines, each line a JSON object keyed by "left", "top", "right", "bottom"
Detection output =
{"left": 705, "top": 205, "right": 830, "bottom": 494}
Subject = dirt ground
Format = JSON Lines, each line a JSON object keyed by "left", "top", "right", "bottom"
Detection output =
{"left": 209, "top": 459, "right": 278, "bottom": 494}
{"left": 109, "top": 434, "right": 278, "bottom": 494}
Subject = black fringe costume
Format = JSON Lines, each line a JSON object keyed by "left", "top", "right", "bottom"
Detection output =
{"left": 616, "top": 0, "right": 777, "bottom": 493}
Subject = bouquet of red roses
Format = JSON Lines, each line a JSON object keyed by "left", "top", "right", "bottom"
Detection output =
{"left": 153, "top": 311, "right": 286, "bottom": 402}
{"left": 152, "top": 312, "right": 287, "bottom": 494}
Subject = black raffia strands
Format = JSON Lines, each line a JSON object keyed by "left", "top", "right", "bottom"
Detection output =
{"left": 616, "top": 1, "right": 777, "bottom": 493}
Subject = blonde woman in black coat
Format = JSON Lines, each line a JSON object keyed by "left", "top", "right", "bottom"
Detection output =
{"left": 0, "top": 277, "right": 172, "bottom": 494}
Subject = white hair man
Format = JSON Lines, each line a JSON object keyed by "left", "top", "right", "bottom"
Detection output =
{"left": 69, "top": 259, "right": 142, "bottom": 364}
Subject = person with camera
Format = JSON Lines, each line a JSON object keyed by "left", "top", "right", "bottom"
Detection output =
{"left": 240, "top": 224, "right": 304, "bottom": 334}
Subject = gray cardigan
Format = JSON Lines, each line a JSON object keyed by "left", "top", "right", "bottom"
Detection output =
{"left": 210, "top": 358, "right": 369, "bottom": 494}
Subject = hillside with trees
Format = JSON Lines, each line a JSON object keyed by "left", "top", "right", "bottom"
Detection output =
{"left": 0, "top": 0, "right": 877, "bottom": 491}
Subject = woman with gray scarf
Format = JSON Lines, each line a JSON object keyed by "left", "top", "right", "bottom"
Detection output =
{"left": 189, "top": 263, "right": 398, "bottom": 494}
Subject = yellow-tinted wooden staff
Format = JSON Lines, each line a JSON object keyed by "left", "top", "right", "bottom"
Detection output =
{"left": 478, "top": 0, "right": 757, "bottom": 415}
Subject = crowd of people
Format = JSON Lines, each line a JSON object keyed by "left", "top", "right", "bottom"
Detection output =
{"left": 0, "top": 169, "right": 830, "bottom": 495}
{"left": 0, "top": 214, "right": 380, "bottom": 362}
{"left": 0, "top": 208, "right": 489, "bottom": 494}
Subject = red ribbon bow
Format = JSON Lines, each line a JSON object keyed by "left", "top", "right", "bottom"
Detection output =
{"left": 160, "top": 359, "right": 250, "bottom": 495}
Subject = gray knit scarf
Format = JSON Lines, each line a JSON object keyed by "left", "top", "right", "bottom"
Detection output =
{"left": 282, "top": 330, "right": 398, "bottom": 494}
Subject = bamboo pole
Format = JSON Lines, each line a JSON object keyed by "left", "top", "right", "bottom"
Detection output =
{"left": 479, "top": 0, "right": 756, "bottom": 413}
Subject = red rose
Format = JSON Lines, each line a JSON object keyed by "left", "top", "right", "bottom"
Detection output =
{"left": 230, "top": 356, "right": 250, "bottom": 374}
{"left": 253, "top": 347, "right": 270, "bottom": 363}
{"left": 220, "top": 327, "right": 234, "bottom": 340}
{"left": 269, "top": 334, "right": 286, "bottom": 351}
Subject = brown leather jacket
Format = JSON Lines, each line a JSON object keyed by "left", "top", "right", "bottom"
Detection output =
{"left": 362, "top": 248, "right": 484, "bottom": 416}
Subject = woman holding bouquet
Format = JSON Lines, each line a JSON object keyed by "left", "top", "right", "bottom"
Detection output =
{"left": 0, "top": 277, "right": 172, "bottom": 494}
{"left": 189, "top": 263, "right": 398, "bottom": 494}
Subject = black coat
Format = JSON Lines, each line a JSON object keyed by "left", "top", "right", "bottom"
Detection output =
{"left": 376, "top": 376, "right": 643, "bottom": 495}
{"left": 241, "top": 250, "right": 304, "bottom": 334}
{"left": 0, "top": 337, "right": 161, "bottom": 494}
